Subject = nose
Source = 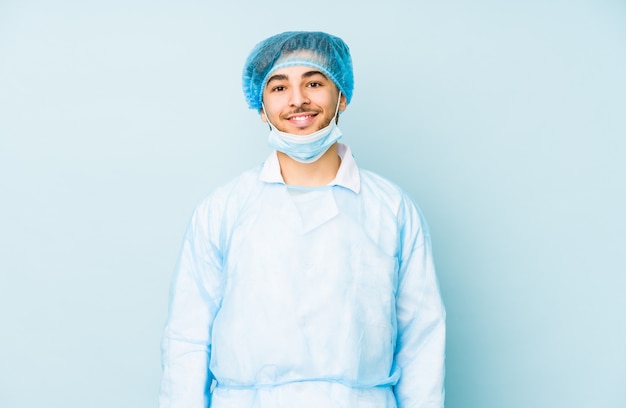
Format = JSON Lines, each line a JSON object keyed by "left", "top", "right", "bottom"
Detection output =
{"left": 289, "top": 87, "right": 310, "bottom": 107}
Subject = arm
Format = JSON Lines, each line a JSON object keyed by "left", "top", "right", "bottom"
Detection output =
{"left": 159, "top": 200, "right": 224, "bottom": 408}
{"left": 393, "top": 197, "right": 446, "bottom": 408}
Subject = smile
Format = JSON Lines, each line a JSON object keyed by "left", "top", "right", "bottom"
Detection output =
{"left": 286, "top": 113, "right": 318, "bottom": 127}
{"left": 291, "top": 115, "right": 314, "bottom": 122}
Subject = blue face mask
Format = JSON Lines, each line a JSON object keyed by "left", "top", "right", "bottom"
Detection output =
{"left": 264, "top": 93, "right": 343, "bottom": 164}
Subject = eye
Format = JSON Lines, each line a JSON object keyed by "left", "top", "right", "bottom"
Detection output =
{"left": 307, "top": 82, "right": 322, "bottom": 88}
{"left": 271, "top": 85, "right": 286, "bottom": 92}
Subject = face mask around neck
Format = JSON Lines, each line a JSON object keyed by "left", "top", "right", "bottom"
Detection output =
{"left": 264, "top": 92, "right": 343, "bottom": 164}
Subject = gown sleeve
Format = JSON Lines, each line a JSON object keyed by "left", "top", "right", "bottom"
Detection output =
{"left": 393, "top": 195, "right": 446, "bottom": 408}
{"left": 159, "top": 199, "right": 225, "bottom": 408}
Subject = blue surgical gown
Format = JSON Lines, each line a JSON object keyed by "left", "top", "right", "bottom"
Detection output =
{"left": 160, "top": 145, "right": 446, "bottom": 407}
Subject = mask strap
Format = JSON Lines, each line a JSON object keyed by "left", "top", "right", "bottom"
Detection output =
{"left": 333, "top": 92, "right": 342, "bottom": 123}
{"left": 335, "top": 92, "right": 342, "bottom": 115}
{"left": 261, "top": 103, "right": 273, "bottom": 130}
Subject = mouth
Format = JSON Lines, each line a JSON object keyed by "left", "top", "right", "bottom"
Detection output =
{"left": 286, "top": 112, "right": 318, "bottom": 127}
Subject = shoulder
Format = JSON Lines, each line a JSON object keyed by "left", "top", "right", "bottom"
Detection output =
{"left": 359, "top": 169, "right": 415, "bottom": 209}
{"left": 358, "top": 168, "right": 430, "bottom": 238}
{"left": 184, "top": 165, "right": 266, "bottom": 248}
{"left": 193, "top": 165, "right": 264, "bottom": 218}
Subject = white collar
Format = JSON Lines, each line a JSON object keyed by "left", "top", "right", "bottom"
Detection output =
{"left": 258, "top": 143, "right": 360, "bottom": 193}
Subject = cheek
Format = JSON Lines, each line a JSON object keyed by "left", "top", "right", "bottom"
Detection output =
{"left": 262, "top": 95, "right": 287, "bottom": 117}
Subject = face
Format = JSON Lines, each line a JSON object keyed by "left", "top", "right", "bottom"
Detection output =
{"left": 261, "top": 65, "right": 347, "bottom": 135}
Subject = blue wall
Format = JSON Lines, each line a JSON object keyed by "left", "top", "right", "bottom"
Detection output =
{"left": 1, "top": 1, "right": 624, "bottom": 407}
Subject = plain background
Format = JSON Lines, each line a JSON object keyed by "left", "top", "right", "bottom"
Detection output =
{"left": 1, "top": 0, "right": 625, "bottom": 407}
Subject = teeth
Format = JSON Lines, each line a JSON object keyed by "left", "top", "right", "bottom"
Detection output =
{"left": 292, "top": 115, "right": 311, "bottom": 121}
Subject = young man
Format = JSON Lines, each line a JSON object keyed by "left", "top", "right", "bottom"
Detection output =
{"left": 160, "top": 31, "right": 446, "bottom": 408}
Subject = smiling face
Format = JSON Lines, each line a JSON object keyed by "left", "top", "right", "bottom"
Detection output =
{"left": 261, "top": 65, "right": 347, "bottom": 135}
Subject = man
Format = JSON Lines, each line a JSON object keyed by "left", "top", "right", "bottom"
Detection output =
{"left": 160, "top": 31, "right": 445, "bottom": 408}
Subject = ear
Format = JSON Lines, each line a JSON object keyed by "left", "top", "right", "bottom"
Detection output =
{"left": 338, "top": 93, "right": 348, "bottom": 113}
{"left": 260, "top": 108, "right": 268, "bottom": 123}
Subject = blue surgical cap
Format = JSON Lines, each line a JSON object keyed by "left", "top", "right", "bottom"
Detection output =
{"left": 242, "top": 31, "right": 354, "bottom": 111}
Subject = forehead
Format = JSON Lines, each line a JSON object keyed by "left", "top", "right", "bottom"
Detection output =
{"left": 265, "top": 65, "right": 329, "bottom": 83}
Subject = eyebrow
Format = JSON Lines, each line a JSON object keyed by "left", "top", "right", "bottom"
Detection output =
{"left": 266, "top": 70, "right": 328, "bottom": 85}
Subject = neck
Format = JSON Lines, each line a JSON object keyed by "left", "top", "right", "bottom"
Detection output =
{"left": 277, "top": 143, "right": 341, "bottom": 187}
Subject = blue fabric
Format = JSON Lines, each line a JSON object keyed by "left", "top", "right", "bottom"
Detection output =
{"left": 159, "top": 147, "right": 446, "bottom": 407}
{"left": 242, "top": 31, "right": 354, "bottom": 111}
